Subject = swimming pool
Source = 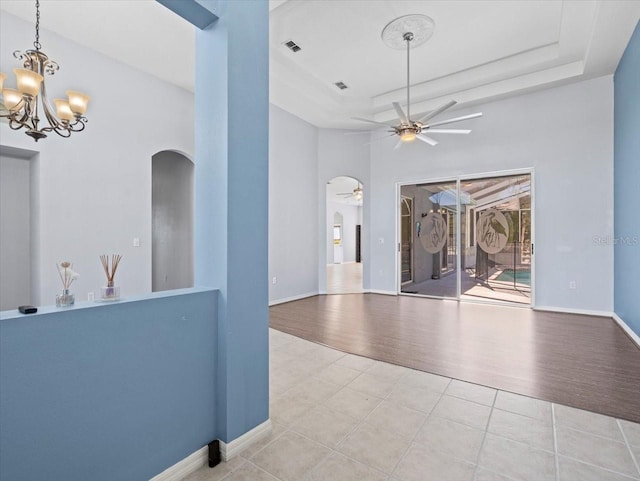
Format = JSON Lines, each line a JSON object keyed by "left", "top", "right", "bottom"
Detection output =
{"left": 496, "top": 269, "right": 531, "bottom": 286}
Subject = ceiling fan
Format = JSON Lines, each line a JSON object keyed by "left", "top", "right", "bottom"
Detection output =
{"left": 353, "top": 15, "right": 483, "bottom": 149}
{"left": 337, "top": 183, "right": 363, "bottom": 201}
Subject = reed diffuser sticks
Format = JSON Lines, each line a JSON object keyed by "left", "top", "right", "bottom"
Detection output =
{"left": 100, "top": 254, "right": 122, "bottom": 287}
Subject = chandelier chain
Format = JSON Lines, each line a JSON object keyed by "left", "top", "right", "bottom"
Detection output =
{"left": 34, "top": 0, "right": 41, "bottom": 50}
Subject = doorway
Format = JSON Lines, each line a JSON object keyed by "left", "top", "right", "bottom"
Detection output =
{"left": 0, "top": 149, "right": 37, "bottom": 310}
{"left": 152, "top": 151, "right": 194, "bottom": 292}
{"left": 326, "top": 176, "right": 363, "bottom": 294}
{"left": 399, "top": 171, "right": 533, "bottom": 305}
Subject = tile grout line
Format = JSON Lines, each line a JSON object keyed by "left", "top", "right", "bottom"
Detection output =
{"left": 329, "top": 364, "right": 414, "bottom": 475}
{"left": 551, "top": 403, "right": 560, "bottom": 481}
{"left": 555, "top": 453, "right": 640, "bottom": 480}
{"left": 247, "top": 459, "right": 286, "bottom": 481}
{"left": 386, "top": 377, "right": 452, "bottom": 477}
{"left": 274, "top": 357, "right": 404, "bottom": 479}
{"left": 470, "top": 388, "right": 498, "bottom": 481}
{"left": 617, "top": 418, "right": 640, "bottom": 477}
{"left": 293, "top": 370, "right": 403, "bottom": 479}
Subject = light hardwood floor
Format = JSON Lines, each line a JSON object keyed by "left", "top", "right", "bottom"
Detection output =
{"left": 270, "top": 293, "right": 640, "bottom": 423}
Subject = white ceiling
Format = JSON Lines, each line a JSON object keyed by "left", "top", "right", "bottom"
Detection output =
{"left": 1, "top": 0, "right": 638, "bottom": 128}
{"left": 327, "top": 176, "right": 363, "bottom": 206}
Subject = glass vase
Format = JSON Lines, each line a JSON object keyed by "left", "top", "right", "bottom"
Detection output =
{"left": 56, "top": 289, "right": 75, "bottom": 307}
{"left": 100, "top": 282, "right": 120, "bottom": 301}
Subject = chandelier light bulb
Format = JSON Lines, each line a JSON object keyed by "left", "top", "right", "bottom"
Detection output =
{"left": 54, "top": 99, "right": 74, "bottom": 122}
{"left": 66, "top": 90, "right": 90, "bottom": 115}
{"left": 2, "top": 88, "right": 24, "bottom": 111}
{"left": 0, "top": 72, "right": 6, "bottom": 91}
{"left": 14, "top": 68, "right": 43, "bottom": 97}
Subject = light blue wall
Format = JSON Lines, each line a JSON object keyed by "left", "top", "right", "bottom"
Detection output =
{"left": 194, "top": 0, "right": 270, "bottom": 442}
{"left": 269, "top": 105, "right": 319, "bottom": 303}
{"left": 614, "top": 21, "right": 640, "bottom": 336}
{"left": 0, "top": 289, "right": 217, "bottom": 481}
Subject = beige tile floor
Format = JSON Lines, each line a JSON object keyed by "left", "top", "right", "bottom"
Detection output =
{"left": 184, "top": 329, "right": 640, "bottom": 481}
{"left": 326, "top": 262, "right": 363, "bottom": 294}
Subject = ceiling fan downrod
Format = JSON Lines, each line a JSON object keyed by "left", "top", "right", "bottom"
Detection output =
{"left": 404, "top": 31, "right": 413, "bottom": 123}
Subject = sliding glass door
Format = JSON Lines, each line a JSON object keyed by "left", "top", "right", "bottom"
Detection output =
{"left": 401, "top": 197, "right": 413, "bottom": 285}
{"left": 400, "top": 180, "right": 458, "bottom": 299}
{"left": 399, "top": 172, "right": 532, "bottom": 305}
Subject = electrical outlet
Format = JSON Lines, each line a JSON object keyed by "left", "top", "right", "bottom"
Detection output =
{"left": 133, "top": 237, "right": 140, "bottom": 247}
{"left": 272, "top": 277, "right": 277, "bottom": 284}
{"left": 569, "top": 281, "right": 576, "bottom": 289}
{"left": 378, "top": 238, "right": 384, "bottom": 244}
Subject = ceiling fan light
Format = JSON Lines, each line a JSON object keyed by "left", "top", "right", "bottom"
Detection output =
{"left": 0, "top": 72, "right": 6, "bottom": 91}
{"left": 400, "top": 130, "right": 416, "bottom": 142}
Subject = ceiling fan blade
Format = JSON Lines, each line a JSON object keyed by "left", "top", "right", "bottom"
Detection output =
{"left": 392, "top": 102, "right": 409, "bottom": 124}
{"left": 424, "top": 129, "right": 471, "bottom": 134}
{"left": 393, "top": 139, "right": 403, "bottom": 150}
{"left": 416, "top": 100, "right": 457, "bottom": 123}
{"left": 425, "top": 112, "right": 483, "bottom": 128}
{"left": 416, "top": 134, "right": 439, "bottom": 146}
{"left": 352, "top": 117, "right": 397, "bottom": 127}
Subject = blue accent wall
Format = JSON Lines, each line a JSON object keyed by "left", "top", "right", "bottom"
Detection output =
{"left": 194, "top": 0, "right": 270, "bottom": 442}
{"left": 0, "top": 289, "right": 217, "bottom": 481}
{"left": 614, "top": 21, "right": 640, "bottom": 337}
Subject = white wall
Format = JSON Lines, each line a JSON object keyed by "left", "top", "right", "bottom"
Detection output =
{"left": 0, "top": 153, "right": 31, "bottom": 309}
{"left": 368, "top": 76, "right": 614, "bottom": 311}
{"left": 326, "top": 200, "right": 359, "bottom": 264}
{"left": 269, "top": 105, "right": 319, "bottom": 303}
{"left": 317, "top": 130, "right": 370, "bottom": 292}
{"left": 0, "top": 13, "right": 194, "bottom": 305}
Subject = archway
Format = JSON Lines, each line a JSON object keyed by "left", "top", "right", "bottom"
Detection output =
{"left": 152, "top": 150, "right": 194, "bottom": 292}
{"left": 325, "top": 176, "right": 364, "bottom": 294}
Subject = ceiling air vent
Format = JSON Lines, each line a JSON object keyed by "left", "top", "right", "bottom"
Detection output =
{"left": 334, "top": 81, "right": 348, "bottom": 90}
{"left": 283, "top": 40, "right": 301, "bottom": 52}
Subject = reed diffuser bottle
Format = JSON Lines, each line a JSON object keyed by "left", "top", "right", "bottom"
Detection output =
{"left": 99, "top": 254, "right": 122, "bottom": 301}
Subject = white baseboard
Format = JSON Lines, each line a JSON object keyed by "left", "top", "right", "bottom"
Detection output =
{"left": 269, "top": 292, "right": 317, "bottom": 306}
{"left": 220, "top": 419, "right": 272, "bottom": 461}
{"left": 613, "top": 313, "right": 640, "bottom": 348}
{"left": 533, "top": 306, "right": 613, "bottom": 318}
{"left": 149, "top": 446, "right": 207, "bottom": 481}
{"left": 149, "top": 420, "right": 272, "bottom": 480}
{"left": 365, "top": 289, "right": 398, "bottom": 296}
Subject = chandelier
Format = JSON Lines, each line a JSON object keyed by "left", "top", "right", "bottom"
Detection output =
{"left": 0, "top": 0, "right": 90, "bottom": 141}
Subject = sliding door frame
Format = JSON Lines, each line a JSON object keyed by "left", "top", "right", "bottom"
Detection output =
{"left": 395, "top": 167, "right": 535, "bottom": 308}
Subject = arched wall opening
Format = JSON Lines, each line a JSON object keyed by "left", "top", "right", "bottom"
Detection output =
{"left": 152, "top": 150, "right": 194, "bottom": 292}
{"left": 325, "top": 175, "right": 364, "bottom": 294}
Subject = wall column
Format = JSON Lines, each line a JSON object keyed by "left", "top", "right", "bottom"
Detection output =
{"left": 192, "top": 0, "right": 269, "bottom": 442}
